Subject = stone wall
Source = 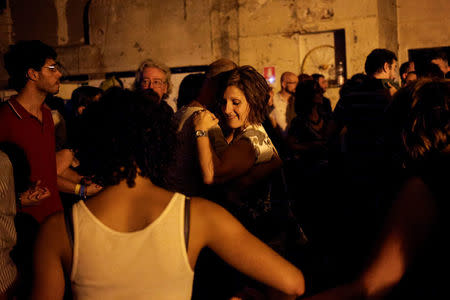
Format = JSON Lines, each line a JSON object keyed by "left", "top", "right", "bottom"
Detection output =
{"left": 0, "top": 0, "right": 448, "bottom": 104}
{"left": 397, "top": 0, "right": 450, "bottom": 64}
{"left": 0, "top": 0, "right": 12, "bottom": 86}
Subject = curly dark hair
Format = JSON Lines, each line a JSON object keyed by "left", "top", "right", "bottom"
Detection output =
{"left": 401, "top": 79, "right": 449, "bottom": 164}
{"left": 216, "top": 65, "right": 271, "bottom": 125}
{"left": 3, "top": 40, "right": 57, "bottom": 92}
{"left": 73, "top": 88, "right": 176, "bottom": 188}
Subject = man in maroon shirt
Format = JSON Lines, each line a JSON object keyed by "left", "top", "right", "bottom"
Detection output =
{"left": 0, "top": 40, "right": 63, "bottom": 223}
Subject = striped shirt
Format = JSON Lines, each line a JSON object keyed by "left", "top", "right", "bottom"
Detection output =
{"left": 0, "top": 151, "right": 17, "bottom": 293}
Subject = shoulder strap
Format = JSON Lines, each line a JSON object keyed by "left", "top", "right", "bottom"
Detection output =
{"left": 184, "top": 196, "right": 191, "bottom": 250}
{"left": 64, "top": 203, "right": 74, "bottom": 249}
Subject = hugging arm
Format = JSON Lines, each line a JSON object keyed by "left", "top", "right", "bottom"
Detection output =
{"left": 194, "top": 110, "right": 255, "bottom": 184}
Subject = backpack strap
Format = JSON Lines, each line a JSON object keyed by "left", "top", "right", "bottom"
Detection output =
{"left": 184, "top": 196, "right": 191, "bottom": 250}
{"left": 64, "top": 203, "right": 74, "bottom": 249}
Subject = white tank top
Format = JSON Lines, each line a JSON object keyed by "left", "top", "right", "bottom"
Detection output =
{"left": 70, "top": 192, "right": 194, "bottom": 300}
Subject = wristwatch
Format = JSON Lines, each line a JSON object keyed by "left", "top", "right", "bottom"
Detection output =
{"left": 194, "top": 130, "right": 207, "bottom": 138}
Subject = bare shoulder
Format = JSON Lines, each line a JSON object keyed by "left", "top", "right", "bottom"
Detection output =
{"left": 189, "top": 196, "right": 246, "bottom": 239}
{"left": 397, "top": 176, "right": 433, "bottom": 204}
{"left": 189, "top": 197, "right": 239, "bottom": 231}
{"left": 393, "top": 176, "right": 436, "bottom": 227}
{"left": 402, "top": 176, "right": 428, "bottom": 190}
{"left": 189, "top": 196, "right": 229, "bottom": 220}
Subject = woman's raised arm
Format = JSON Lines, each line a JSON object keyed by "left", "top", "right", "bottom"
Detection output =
{"left": 193, "top": 110, "right": 255, "bottom": 184}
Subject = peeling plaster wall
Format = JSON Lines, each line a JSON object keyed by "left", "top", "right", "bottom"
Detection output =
{"left": 377, "top": 0, "right": 398, "bottom": 52}
{"left": 56, "top": 0, "right": 216, "bottom": 76}
{"left": 210, "top": 0, "right": 239, "bottom": 62}
{"left": 239, "top": 0, "right": 395, "bottom": 106}
{"left": 0, "top": 1, "right": 13, "bottom": 89}
{"left": 11, "top": 0, "right": 90, "bottom": 47}
{"left": 397, "top": 0, "right": 450, "bottom": 64}
{"left": 1, "top": 0, "right": 448, "bottom": 103}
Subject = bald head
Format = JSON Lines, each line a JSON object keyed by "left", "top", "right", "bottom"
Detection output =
{"left": 206, "top": 58, "right": 237, "bottom": 79}
{"left": 280, "top": 72, "right": 298, "bottom": 94}
{"left": 197, "top": 58, "right": 237, "bottom": 108}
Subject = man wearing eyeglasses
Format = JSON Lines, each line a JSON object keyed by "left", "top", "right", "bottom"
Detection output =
{"left": 0, "top": 40, "right": 63, "bottom": 224}
{"left": 272, "top": 71, "right": 298, "bottom": 138}
{"left": 133, "top": 59, "right": 176, "bottom": 112}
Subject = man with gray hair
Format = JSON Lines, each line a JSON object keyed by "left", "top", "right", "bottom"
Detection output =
{"left": 133, "top": 59, "right": 175, "bottom": 111}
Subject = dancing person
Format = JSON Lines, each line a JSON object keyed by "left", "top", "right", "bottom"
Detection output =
{"left": 31, "top": 88, "right": 305, "bottom": 300}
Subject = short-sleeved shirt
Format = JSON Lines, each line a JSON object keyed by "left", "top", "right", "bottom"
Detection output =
{"left": 0, "top": 99, "right": 62, "bottom": 223}
{"left": 272, "top": 92, "right": 296, "bottom": 137}
{"left": 233, "top": 124, "right": 276, "bottom": 164}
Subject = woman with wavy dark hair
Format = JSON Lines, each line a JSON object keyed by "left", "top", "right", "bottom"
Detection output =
{"left": 193, "top": 66, "right": 280, "bottom": 185}
{"left": 193, "top": 66, "right": 286, "bottom": 228}
{"left": 31, "top": 88, "right": 304, "bottom": 300}
{"left": 193, "top": 66, "right": 306, "bottom": 299}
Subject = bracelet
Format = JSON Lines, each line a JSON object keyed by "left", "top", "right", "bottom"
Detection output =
{"left": 74, "top": 184, "right": 81, "bottom": 195}
{"left": 80, "top": 185, "right": 87, "bottom": 199}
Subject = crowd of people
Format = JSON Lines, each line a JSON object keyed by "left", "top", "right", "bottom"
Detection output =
{"left": 0, "top": 39, "right": 448, "bottom": 300}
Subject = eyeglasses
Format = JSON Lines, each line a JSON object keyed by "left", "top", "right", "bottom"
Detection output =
{"left": 141, "top": 78, "right": 166, "bottom": 88}
{"left": 43, "top": 63, "right": 63, "bottom": 73}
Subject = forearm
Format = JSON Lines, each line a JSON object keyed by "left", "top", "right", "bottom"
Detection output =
{"left": 234, "top": 154, "right": 282, "bottom": 189}
{"left": 55, "top": 149, "right": 74, "bottom": 175}
{"left": 57, "top": 176, "right": 79, "bottom": 194}
{"left": 59, "top": 168, "right": 82, "bottom": 183}
{"left": 196, "top": 136, "right": 220, "bottom": 185}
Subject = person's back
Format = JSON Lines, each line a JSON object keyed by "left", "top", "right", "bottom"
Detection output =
{"left": 71, "top": 184, "right": 194, "bottom": 299}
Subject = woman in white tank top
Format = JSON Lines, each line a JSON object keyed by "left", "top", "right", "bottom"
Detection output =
{"left": 31, "top": 89, "right": 305, "bottom": 300}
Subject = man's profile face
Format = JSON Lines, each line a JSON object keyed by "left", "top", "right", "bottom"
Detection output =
{"left": 140, "top": 67, "right": 168, "bottom": 99}
{"left": 283, "top": 73, "right": 298, "bottom": 94}
{"left": 36, "top": 58, "right": 62, "bottom": 95}
{"left": 388, "top": 60, "right": 398, "bottom": 81}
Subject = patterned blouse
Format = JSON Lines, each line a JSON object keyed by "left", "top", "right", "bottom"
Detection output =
{"left": 233, "top": 124, "right": 276, "bottom": 164}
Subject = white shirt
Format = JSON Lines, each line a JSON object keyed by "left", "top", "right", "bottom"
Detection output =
{"left": 71, "top": 193, "right": 194, "bottom": 300}
{"left": 272, "top": 92, "right": 292, "bottom": 137}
